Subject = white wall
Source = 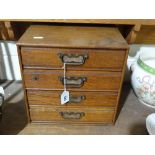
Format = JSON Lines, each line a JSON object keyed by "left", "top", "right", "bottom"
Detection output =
{"left": 0, "top": 41, "right": 155, "bottom": 81}
{"left": 0, "top": 41, "right": 21, "bottom": 80}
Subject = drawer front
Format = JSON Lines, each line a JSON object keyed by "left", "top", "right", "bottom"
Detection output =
{"left": 24, "top": 70, "right": 122, "bottom": 91}
{"left": 29, "top": 106, "right": 115, "bottom": 124}
{"left": 21, "top": 47, "right": 126, "bottom": 71}
{"left": 27, "top": 90, "right": 118, "bottom": 107}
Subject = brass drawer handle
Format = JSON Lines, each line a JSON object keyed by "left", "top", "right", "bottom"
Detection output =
{"left": 59, "top": 77, "right": 87, "bottom": 88}
{"left": 58, "top": 53, "right": 88, "bottom": 65}
{"left": 59, "top": 112, "right": 85, "bottom": 119}
{"left": 69, "top": 95, "right": 86, "bottom": 103}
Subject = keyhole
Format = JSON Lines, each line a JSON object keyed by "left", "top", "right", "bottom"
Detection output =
{"left": 32, "top": 75, "right": 39, "bottom": 81}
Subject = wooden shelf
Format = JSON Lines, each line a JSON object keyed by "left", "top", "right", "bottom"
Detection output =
{"left": 1, "top": 19, "right": 155, "bottom": 25}
{"left": 1, "top": 19, "right": 155, "bottom": 44}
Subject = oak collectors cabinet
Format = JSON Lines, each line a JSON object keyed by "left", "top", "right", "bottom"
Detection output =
{"left": 17, "top": 25, "right": 128, "bottom": 125}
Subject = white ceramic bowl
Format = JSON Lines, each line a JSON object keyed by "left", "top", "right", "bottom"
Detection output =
{"left": 146, "top": 113, "right": 155, "bottom": 135}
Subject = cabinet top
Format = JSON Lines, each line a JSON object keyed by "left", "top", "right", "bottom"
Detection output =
{"left": 17, "top": 25, "right": 128, "bottom": 49}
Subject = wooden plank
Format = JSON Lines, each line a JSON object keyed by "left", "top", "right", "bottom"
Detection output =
{"left": 135, "top": 25, "right": 155, "bottom": 44}
{"left": 0, "top": 19, "right": 155, "bottom": 25}
{"left": 2, "top": 20, "right": 155, "bottom": 43}
{"left": 0, "top": 21, "right": 9, "bottom": 40}
{"left": 126, "top": 24, "right": 141, "bottom": 44}
{"left": 0, "top": 28, "right": 2, "bottom": 39}
{"left": 4, "top": 21, "right": 15, "bottom": 40}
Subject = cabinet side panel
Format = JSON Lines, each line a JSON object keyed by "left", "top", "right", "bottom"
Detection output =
{"left": 17, "top": 45, "right": 30, "bottom": 123}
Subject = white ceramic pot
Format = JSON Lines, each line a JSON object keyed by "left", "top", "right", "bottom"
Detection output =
{"left": 128, "top": 50, "right": 155, "bottom": 108}
{"left": 146, "top": 113, "right": 155, "bottom": 135}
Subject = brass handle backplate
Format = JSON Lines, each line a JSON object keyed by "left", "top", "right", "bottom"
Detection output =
{"left": 59, "top": 112, "right": 85, "bottom": 119}
{"left": 69, "top": 95, "right": 86, "bottom": 103}
{"left": 58, "top": 53, "right": 88, "bottom": 65}
{"left": 59, "top": 76, "right": 87, "bottom": 88}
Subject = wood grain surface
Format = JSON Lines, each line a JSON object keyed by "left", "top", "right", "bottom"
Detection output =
{"left": 23, "top": 69, "right": 122, "bottom": 91}
{"left": 21, "top": 47, "right": 126, "bottom": 71}
{"left": 2, "top": 19, "right": 155, "bottom": 25}
{"left": 29, "top": 106, "right": 115, "bottom": 124}
{"left": 27, "top": 90, "right": 118, "bottom": 107}
{"left": 17, "top": 25, "right": 128, "bottom": 49}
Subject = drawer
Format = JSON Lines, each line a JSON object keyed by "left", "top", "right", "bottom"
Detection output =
{"left": 29, "top": 106, "right": 115, "bottom": 124}
{"left": 21, "top": 47, "right": 126, "bottom": 71}
{"left": 27, "top": 90, "right": 118, "bottom": 107}
{"left": 24, "top": 70, "right": 122, "bottom": 91}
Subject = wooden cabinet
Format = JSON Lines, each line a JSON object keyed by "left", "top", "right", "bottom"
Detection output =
{"left": 17, "top": 25, "right": 128, "bottom": 125}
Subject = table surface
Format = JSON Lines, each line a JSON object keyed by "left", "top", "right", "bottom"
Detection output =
{"left": 2, "top": 19, "right": 155, "bottom": 25}
{"left": 17, "top": 25, "right": 128, "bottom": 49}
